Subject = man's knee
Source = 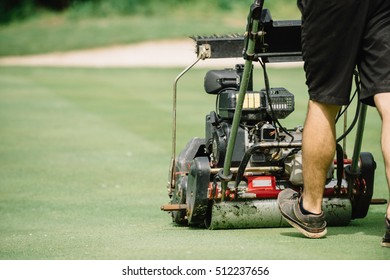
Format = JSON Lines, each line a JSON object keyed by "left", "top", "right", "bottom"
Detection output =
{"left": 374, "top": 92, "right": 390, "bottom": 119}
{"left": 307, "top": 100, "right": 341, "bottom": 120}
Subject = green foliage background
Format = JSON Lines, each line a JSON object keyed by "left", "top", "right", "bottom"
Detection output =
{"left": 1, "top": 0, "right": 296, "bottom": 23}
{"left": 0, "top": 0, "right": 300, "bottom": 56}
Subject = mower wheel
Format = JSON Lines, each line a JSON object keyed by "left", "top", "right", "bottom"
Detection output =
{"left": 351, "top": 152, "right": 376, "bottom": 219}
{"left": 186, "top": 157, "right": 210, "bottom": 226}
{"left": 170, "top": 176, "right": 188, "bottom": 225}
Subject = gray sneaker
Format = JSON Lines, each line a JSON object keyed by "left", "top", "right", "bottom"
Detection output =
{"left": 277, "top": 188, "right": 327, "bottom": 238}
{"left": 381, "top": 216, "right": 390, "bottom": 248}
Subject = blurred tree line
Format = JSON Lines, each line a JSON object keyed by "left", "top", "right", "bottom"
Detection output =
{"left": 0, "top": 0, "right": 242, "bottom": 24}
{"left": 1, "top": 0, "right": 69, "bottom": 23}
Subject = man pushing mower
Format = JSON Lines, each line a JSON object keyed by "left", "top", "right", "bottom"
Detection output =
{"left": 277, "top": 0, "right": 390, "bottom": 247}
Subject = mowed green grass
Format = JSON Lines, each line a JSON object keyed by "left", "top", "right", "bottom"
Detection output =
{"left": 0, "top": 66, "right": 389, "bottom": 260}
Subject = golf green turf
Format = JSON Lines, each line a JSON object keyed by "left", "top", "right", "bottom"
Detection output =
{"left": 0, "top": 66, "right": 389, "bottom": 260}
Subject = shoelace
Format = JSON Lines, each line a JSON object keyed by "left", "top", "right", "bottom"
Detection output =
{"left": 290, "top": 192, "right": 301, "bottom": 200}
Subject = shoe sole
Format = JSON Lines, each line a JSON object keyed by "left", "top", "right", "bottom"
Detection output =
{"left": 381, "top": 241, "right": 390, "bottom": 248}
{"left": 279, "top": 206, "right": 327, "bottom": 239}
{"left": 284, "top": 216, "right": 327, "bottom": 239}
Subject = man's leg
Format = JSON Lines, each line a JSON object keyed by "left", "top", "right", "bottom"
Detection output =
{"left": 277, "top": 100, "right": 340, "bottom": 238}
{"left": 301, "top": 100, "right": 341, "bottom": 214}
{"left": 374, "top": 93, "right": 390, "bottom": 247}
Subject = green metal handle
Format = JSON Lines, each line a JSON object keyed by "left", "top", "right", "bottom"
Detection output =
{"left": 351, "top": 103, "right": 368, "bottom": 173}
{"left": 221, "top": 19, "right": 260, "bottom": 200}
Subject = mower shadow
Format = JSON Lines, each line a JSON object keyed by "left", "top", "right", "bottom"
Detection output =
{"left": 279, "top": 232, "right": 318, "bottom": 239}
{"left": 166, "top": 207, "right": 386, "bottom": 243}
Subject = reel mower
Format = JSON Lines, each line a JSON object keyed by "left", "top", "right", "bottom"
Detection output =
{"left": 161, "top": 0, "right": 380, "bottom": 229}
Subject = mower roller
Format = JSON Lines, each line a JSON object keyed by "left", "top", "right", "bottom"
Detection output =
{"left": 161, "top": 0, "right": 381, "bottom": 229}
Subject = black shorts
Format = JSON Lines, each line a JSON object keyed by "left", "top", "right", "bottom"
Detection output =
{"left": 298, "top": 0, "right": 390, "bottom": 106}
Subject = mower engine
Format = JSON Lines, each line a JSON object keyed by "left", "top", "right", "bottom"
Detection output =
{"left": 204, "top": 65, "right": 295, "bottom": 169}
